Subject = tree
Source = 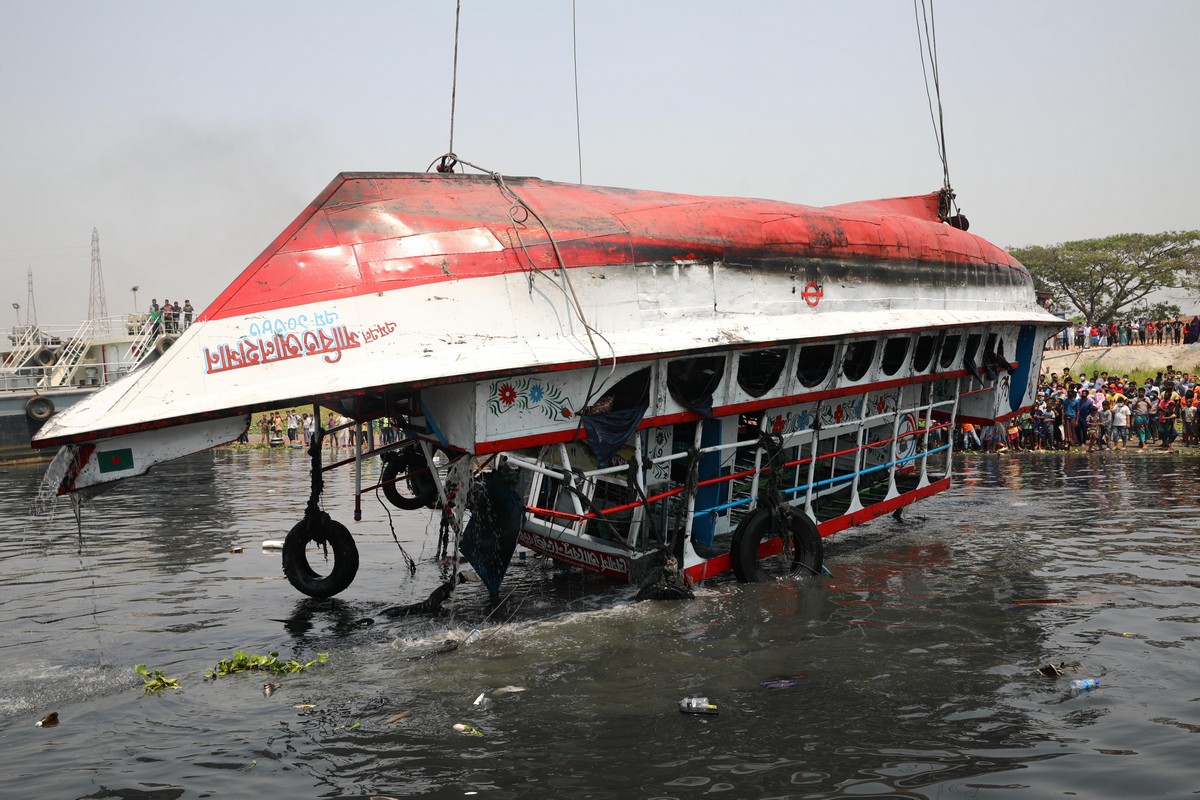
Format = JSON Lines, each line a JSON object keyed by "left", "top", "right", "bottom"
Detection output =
{"left": 1009, "top": 231, "right": 1200, "bottom": 323}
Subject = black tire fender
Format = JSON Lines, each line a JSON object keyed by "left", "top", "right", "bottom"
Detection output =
{"left": 380, "top": 446, "right": 440, "bottom": 510}
{"left": 730, "top": 505, "right": 823, "bottom": 582}
{"left": 25, "top": 394, "right": 55, "bottom": 423}
{"left": 33, "top": 348, "right": 57, "bottom": 367}
{"left": 155, "top": 335, "right": 177, "bottom": 355}
{"left": 282, "top": 515, "right": 359, "bottom": 599}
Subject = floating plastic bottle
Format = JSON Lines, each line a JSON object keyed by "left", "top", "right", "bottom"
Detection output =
{"left": 678, "top": 696, "right": 718, "bottom": 716}
{"left": 1069, "top": 678, "right": 1100, "bottom": 693}
{"left": 463, "top": 629, "right": 483, "bottom": 645}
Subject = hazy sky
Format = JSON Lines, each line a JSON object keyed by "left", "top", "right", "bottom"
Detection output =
{"left": 3, "top": 1, "right": 1198, "bottom": 324}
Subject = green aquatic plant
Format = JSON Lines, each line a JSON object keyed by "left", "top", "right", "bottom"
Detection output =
{"left": 135, "top": 664, "right": 181, "bottom": 694}
{"left": 204, "top": 650, "right": 328, "bottom": 679}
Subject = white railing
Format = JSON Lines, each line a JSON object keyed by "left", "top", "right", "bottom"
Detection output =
{"left": 0, "top": 315, "right": 151, "bottom": 392}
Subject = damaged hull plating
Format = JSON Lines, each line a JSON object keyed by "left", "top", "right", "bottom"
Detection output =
{"left": 34, "top": 172, "right": 1062, "bottom": 596}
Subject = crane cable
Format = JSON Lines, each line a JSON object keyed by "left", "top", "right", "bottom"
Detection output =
{"left": 913, "top": 0, "right": 967, "bottom": 229}
{"left": 441, "top": 0, "right": 463, "bottom": 172}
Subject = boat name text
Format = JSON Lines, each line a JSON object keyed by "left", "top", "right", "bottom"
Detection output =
{"left": 519, "top": 531, "right": 629, "bottom": 576}
{"left": 203, "top": 324, "right": 361, "bottom": 374}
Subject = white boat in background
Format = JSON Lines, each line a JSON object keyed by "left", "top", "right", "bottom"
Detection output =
{"left": 33, "top": 171, "right": 1062, "bottom": 601}
{"left": 1, "top": 315, "right": 166, "bottom": 463}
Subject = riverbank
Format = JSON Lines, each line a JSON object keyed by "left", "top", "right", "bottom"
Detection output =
{"left": 1041, "top": 342, "right": 1200, "bottom": 378}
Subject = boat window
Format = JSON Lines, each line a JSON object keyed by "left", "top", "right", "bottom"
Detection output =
{"left": 584, "top": 367, "right": 651, "bottom": 415}
{"left": 842, "top": 340, "right": 876, "bottom": 382}
{"left": 667, "top": 355, "right": 725, "bottom": 414}
{"left": 965, "top": 333, "right": 983, "bottom": 364}
{"left": 911, "top": 335, "right": 935, "bottom": 373}
{"left": 939, "top": 334, "right": 961, "bottom": 369}
{"left": 796, "top": 344, "right": 837, "bottom": 388}
{"left": 737, "top": 348, "right": 788, "bottom": 398}
{"left": 880, "top": 338, "right": 909, "bottom": 376}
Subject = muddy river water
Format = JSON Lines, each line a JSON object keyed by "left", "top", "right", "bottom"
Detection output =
{"left": 1, "top": 449, "right": 1197, "bottom": 798}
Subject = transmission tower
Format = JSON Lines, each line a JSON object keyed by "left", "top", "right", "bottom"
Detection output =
{"left": 88, "top": 227, "right": 108, "bottom": 321}
{"left": 25, "top": 266, "right": 38, "bottom": 327}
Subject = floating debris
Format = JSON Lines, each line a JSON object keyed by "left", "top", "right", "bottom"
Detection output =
{"left": 263, "top": 682, "right": 281, "bottom": 698}
{"left": 135, "top": 664, "right": 181, "bottom": 694}
{"left": 493, "top": 685, "right": 526, "bottom": 695}
{"left": 36, "top": 712, "right": 59, "bottom": 727}
{"left": 386, "top": 711, "right": 413, "bottom": 724}
{"left": 262, "top": 540, "right": 285, "bottom": 551}
{"left": 205, "top": 650, "right": 328, "bottom": 678}
{"left": 679, "top": 696, "right": 719, "bottom": 716}
{"left": 453, "top": 723, "right": 483, "bottom": 736}
{"left": 293, "top": 704, "right": 317, "bottom": 709}
{"left": 1036, "top": 660, "right": 1081, "bottom": 678}
{"left": 761, "top": 674, "right": 806, "bottom": 689}
{"left": 228, "top": 547, "right": 244, "bottom": 554}
{"left": 358, "top": 696, "right": 390, "bottom": 713}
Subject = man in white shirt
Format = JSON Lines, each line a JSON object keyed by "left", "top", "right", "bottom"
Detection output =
{"left": 1111, "top": 398, "right": 1130, "bottom": 450}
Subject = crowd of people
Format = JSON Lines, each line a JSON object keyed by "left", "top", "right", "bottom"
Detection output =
{"left": 960, "top": 366, "right": 1200, "bottom": 453}
{"left": 149, "top": 298, "right": 194, "bottom": 336}
{"left": 1047, "top": 317, "right": 1200, "bottom": 349}
{"left": 242, "top": 410, "right": 405, "bottom": 450}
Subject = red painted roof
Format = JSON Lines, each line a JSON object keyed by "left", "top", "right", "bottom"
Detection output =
{"left": 201, "top": 172, "right": 1024, "bottom": 322}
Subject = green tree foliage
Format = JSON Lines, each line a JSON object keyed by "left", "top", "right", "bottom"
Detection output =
{"left": 1010, "top": 232, "right": 1200, "bottom": 323}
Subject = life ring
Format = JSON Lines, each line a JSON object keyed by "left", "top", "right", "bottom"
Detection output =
{"left": 25, "top": 395, "right": 55, "bottom": 422}
{"left": 729, "top": 505, "right": 823, "bottom": 582}
{"left": 155, "top": 335, "right": 178, "bottom": 355}
{"left": 281, "top": 515, "right": 359, "bottom": 598}
{"left": 33, "top": 348, "right": 57, "bottom": 367}
{"left": 380, "top": 445, "right": 441, "bottom": 510}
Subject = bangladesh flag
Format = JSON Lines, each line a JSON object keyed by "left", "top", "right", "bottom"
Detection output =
{"left": 97, "top": 448, "right": 135, "bottom": 474}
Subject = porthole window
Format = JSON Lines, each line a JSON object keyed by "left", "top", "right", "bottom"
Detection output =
{"left": 939, "top": 334, "right": 961, "bottom": 369}
{"left": 667, "top": 355, "right": 725, "bottom": 411}
{"left": 737, "top": 348, "right": 788, "bottom": 398}
{"left": 797, "top": 344, "right": 837, "bottom": 388}
{"left": 964, "top": 333, "right": 983, "bottom": 364}
{"left": 584, "top": 367, "right": 652, "bottom": 415}
{"left": 843, "top": 340, "right": 876, "bottom": 382}
{"left": 912, "top": 335, "right": 935, "bottom": 373}
{"left": 880, "top": 338, "right": 909, "bottom": 376}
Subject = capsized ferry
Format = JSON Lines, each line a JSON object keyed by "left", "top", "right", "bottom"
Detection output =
{"left": 33, "top": 171, "right": 1062, "bottom": 600}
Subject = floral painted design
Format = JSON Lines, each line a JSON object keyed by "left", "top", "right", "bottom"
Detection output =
{"left": 819, "top": 399, "right": 862, "bottom": 427}
{"left": 765, "top": 408, "right": 813, "bottom": 436}
{"left": 871, "top": 392, "right": 899, "bottom": 416}
{"left": 487, "top": 377, "right": 573, "bottom": 420}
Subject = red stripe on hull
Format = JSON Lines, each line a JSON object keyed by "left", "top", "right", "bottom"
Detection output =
{"left": 200, "top": 173, "right": 1029, "bottom": 323}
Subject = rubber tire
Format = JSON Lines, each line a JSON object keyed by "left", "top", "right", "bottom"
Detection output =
{"left": 155, "top": 335, "right": 177, "bottom": 355}
{"left": 33, "top": 348, "right": 57, "bottom": 367}
{"left": 730, "top": 506, "right": 823, "bottom": 582}
{"left": 380, "top": 446, "right": 439, "bottom": 510}
{"left": 25, "top": 395, "right": 55, "bottom": 422}
{"left": 282, "top": 517, "right": 359, "bottom": 598}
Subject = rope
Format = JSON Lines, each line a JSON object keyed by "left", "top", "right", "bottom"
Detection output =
{"left": 373, "top": 486, "right": 418, "bottom": 576}
{"left": 425, "top": 154, "right": 616, "bottom": 423}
